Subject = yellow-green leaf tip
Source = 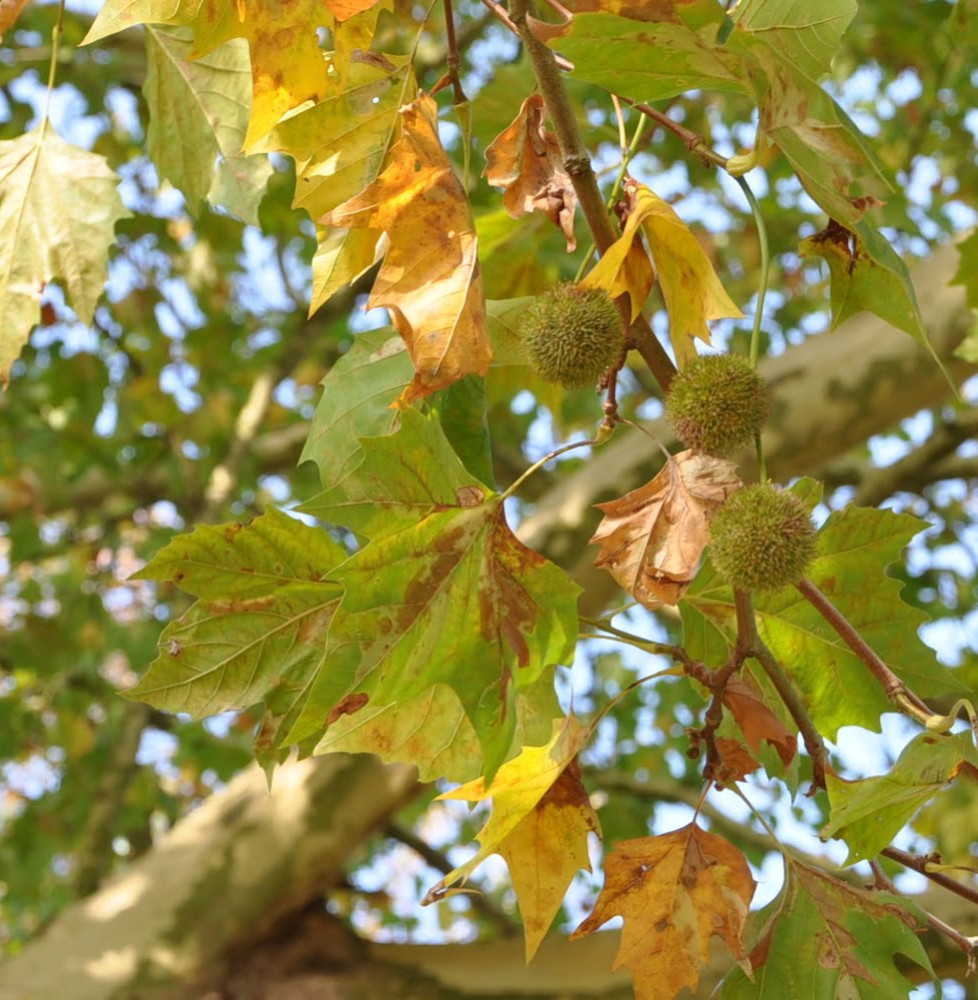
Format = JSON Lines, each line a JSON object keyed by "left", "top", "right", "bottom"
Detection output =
{"left": 520, "top": 283, "right": 623, "bottom": 389}
{"left": 666, "top": 353, "right": 769, "bottom": 456}
{"left": 709, "top": 484, "right": 817, "bottom": 592}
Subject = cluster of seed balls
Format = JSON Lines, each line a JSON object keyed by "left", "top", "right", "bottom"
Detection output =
{"left": 519, "top": 284, "right": 817, "bottom": 592}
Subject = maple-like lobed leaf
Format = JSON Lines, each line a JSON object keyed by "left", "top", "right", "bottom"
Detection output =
{"left": 721, "top": 675, "right": 797, "bottom": 768}
{"left": 484, "top": 93, "right": 578, "bottom": 252}
{"left": 127, "top": 509, "right": 348, "bottom": 758}
{"left": 290, "top": 410, "right": 579, "bottom": 776}
{"left": 590, "top": 450, "right": 741, "bottom": 608}
{"left": 583, "top": 180, "right": 743, "bottom": 361}
{"left": 822, "top": 729, "right": 978, "bottom": 864}
{"left": 718, "top": 859, "right": 938, "bottom": 998}
{"left": 499, "top": 757, "right": 600, "bottom": 962}
{"left": 426, "top": 717, "right": 591, "bottom": 903}
{"left": 0, "top": 127, "right": 129, "bottom": 385}
{"left": 326, "top": 95, "right": 492, "bottom": 404}
{"left": 143, "top": 27, "right": 272, "bottom": 223}
{"left": 573, "top": 823, "right": 755, "bottom": 1000}
{"left": 85, "top": 0, "right": 334, "bottom": 146}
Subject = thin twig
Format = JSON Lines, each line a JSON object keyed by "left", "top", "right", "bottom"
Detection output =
{"left": 476, "top": 0, "right": 573, "bottom": 69}
{"left": 883, "top": 846, "right": 978, "bottom": 909}
{"left": 751, "top": 638, "right": 829, "bottom": 793}
{"left": 796, "top": 578, "right": 935, "bottom": 720}
{"left": 616, "top": 95, "right": 729, "bottom": 168}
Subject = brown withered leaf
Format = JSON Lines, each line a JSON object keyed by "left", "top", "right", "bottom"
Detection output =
{"left": 723, "top": 675, "right": 797, "bottom": 767}
{"left": 713, "top": 736, "right": 761, "bottom": 785}
{"left": 0, "top": 0, "right": 30, "bottom": 40}
{"left": 590, "top": 450, "right": 740, "bottom": 606}
{"left": 573, "top": 824, "right": 755, "bottom": 1000}
{"left": 484, "top": 94, "right": 578, "bottom": 252}
{"left": 325, "top": 94, "right": 491, "bottom": 405}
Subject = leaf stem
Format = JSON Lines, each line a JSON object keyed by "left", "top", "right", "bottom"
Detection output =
{"left": 580, "top": 616, "right": 689, "bottom": 661}
{"left": 498, "top": 434, "right": 601, "bottom": 501}
{"left": 795, "top": 577, "right": 935, "bottom": 720}
{"left": 40, "top": 0, "right": 67, "bottom": 143}
{"left": 734, "top": 175, "right": 768, "bottom": 371}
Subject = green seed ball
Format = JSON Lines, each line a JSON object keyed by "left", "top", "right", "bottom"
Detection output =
{"left": 666, "top": 353, "right": 769, "bottom": 456}
{"left": 709, "top": 484, "right": 817, "bottom": 592}
{"left": 520, "top": 284, "right": 623, "bottom": 389}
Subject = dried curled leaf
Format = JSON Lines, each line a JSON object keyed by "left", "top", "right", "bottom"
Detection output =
{"left": 484, "top": 94, "right": 578, "bottom": 252}
{"left": 590, "top": 450, "right": 741, "bottom": 606}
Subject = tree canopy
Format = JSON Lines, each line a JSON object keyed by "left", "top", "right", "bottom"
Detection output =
{"left": 1, "top": 1, "right": 978, "bottom": 998}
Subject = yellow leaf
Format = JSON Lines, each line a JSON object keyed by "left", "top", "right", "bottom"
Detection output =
{"left": 85, "top": 0, "right": 334, "bottom": 146}
{"left": 484, "top": 93, "right": 578, "bottom": 252}
{"left": 326, "top": 94, "right": 491, "bottom": 404}
{"left": 583, "top": 179, "right": 743, "bottom": 362}
{"left": 424, "top": 716, "right": 588, "bottom": 901}
{"left": 590, "top": 450, "right": 741, "bottom": 607}
{"left": 573, "top": 824, "right": 755, "bottom": 1000}
{"left": 499, "top": 758, "right": 600, "bottom": 962}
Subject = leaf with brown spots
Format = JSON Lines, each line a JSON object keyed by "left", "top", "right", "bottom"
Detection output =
{"left": 484, "top": 93, "right": 578, "bottom": 252}
{"left": 572, "top": 824, "right": 755, "bottom": 1000}
{"left": 423, "top": 716, "right": 598, "bottom": 961}
{"left": 288, "top": 409, "right": 578, "bottom": 777}
{"left": 325, "top": 94, "right": 492, "bottom": 404}
{"left": 590, "top": 450, "right": 741, "bottom": 607}
{"left": 717, "top": 860, "right": 937, "bottom": 999}
{"left": 129, "top": 508, "right": 349, "bottom": 766}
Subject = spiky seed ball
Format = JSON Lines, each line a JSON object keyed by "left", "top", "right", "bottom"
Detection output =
{"left": 520, "top": 284, "right": 623, "bottom": 389}
{"left": 709, "top": 484, "right": 817, "bottom": 592}
{"left": 666, "top": 353, "right": 769, "bottom": 456}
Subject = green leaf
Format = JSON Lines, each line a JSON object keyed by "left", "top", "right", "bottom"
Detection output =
{"left": 547, "top": 4, "right": 747, "bottom": 105}
{"left": 486, "top": 297, "right": 534, "bottom": 366}
{"left": 717, "top": 860, "right": 937, "bottom": 998}
{"left": 144, "top": 27, "right": 272, "bottom": 224}
{"left": 299, "top": 329, "right": 412, "bottom": 490}
{"left": 301, "top": 404, "right": 482, "bottom": 537}
{"left": 316, "top": 672, "right": 561, "bottom": 783}
{"left": 731, "top": 0, "right": 857, "bottom": 81}
{"left": 952, "top": 230, "right": 978, "bottom": 310}
{"left": 289, "top": 410, "right": 580, "bottom": 777}
{"left": 128, "top": 508, "right": 346, "bottom": 744}
{"left": 822, "top": 730, "right": 978, "bottom": 864}
{"left": 684, "top": 483, "right": 966, "bottom": 738}
{"left": 737, "top": 46, "right": 891, "bottom": 227}
{"left": 0, "top": 127, "right": 129, "bottom": 383}
{"left": 800, "top": 221, "right": 951, "bottom": 384}
{"left": 430, "top": 375, "right": 495, "bottom": 487}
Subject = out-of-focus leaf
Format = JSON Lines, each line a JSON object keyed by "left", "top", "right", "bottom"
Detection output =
{"left": 0, "top": 128, "right": 128, "bottom": 384}
{"left": 144, "top": 27, "right": 272, "bottom": 223}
